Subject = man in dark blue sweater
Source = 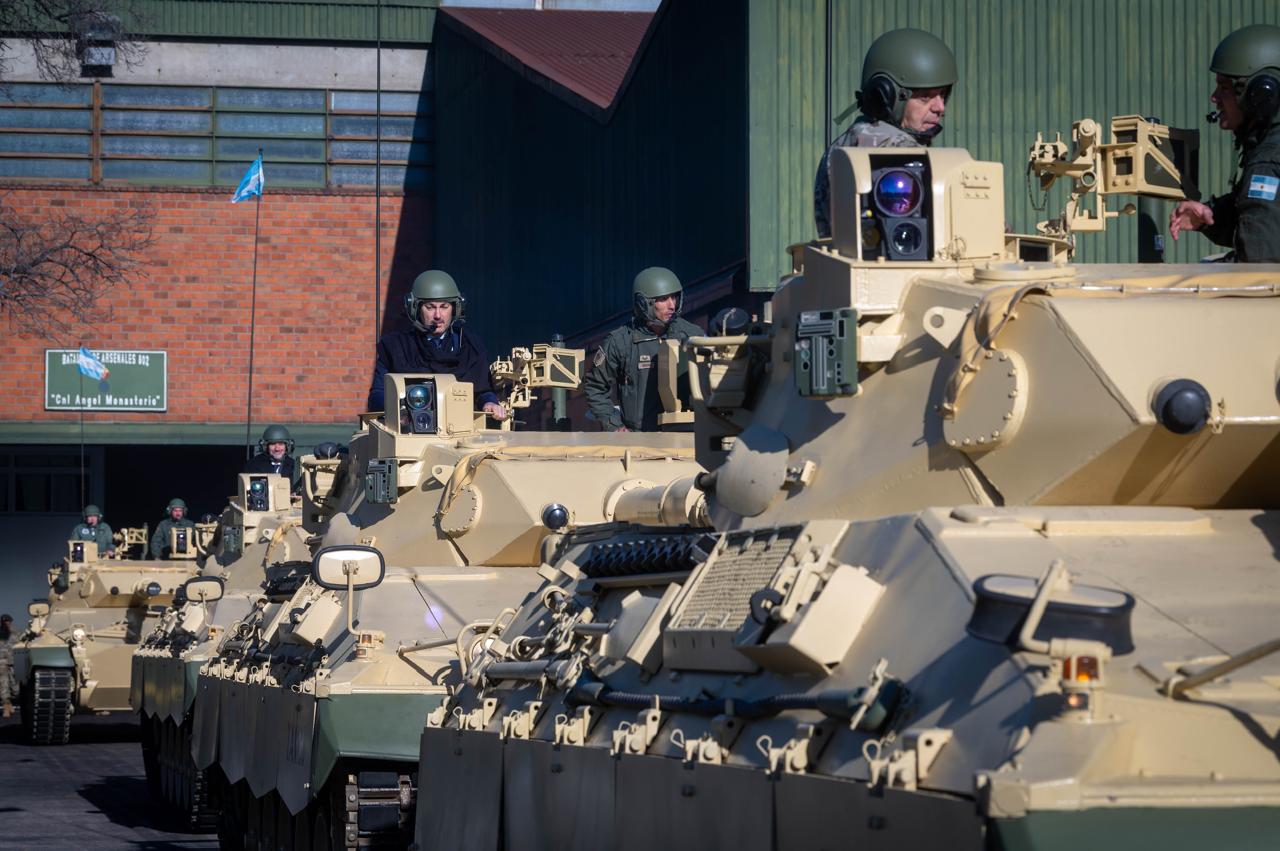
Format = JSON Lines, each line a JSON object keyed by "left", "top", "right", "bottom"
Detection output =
{"left": 366, "top": 270, "right": 507, "bottom": 421}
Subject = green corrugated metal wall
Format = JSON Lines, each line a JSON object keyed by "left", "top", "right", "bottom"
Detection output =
{"left": 127, "top": 0, "right": 435, "bottom": 43}
{"left": 434, "top": 1, "right": 748, "bottom": 355}
{"left": 748, "top": 0, "right": 1280, "bottom": 288}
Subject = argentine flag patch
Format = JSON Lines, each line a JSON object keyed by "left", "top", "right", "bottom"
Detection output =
{"left": 1247, "top": 174, "right": 1279, "bottom": 201}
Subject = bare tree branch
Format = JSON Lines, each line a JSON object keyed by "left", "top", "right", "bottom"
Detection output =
{"left": 0, "top": 1, "right": 150, "bottom": 82}
{"left": 0, "top": 192, "right": 155, "bottom": 341}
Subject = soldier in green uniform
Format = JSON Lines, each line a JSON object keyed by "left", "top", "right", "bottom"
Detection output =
{"left": 583, "top": 267, "right": 703, "bottom": 432}
{"left": 814, "top": 28, "right": 958, "bottom": 238}
{"left": 0, "top": 613, "right": 16, "bottom": 718}
{"left": 69, "top": 504, "right": 115, "bottom": 557}
{"left": 150, "top": 497, "right": 196, "bottom": 559}
{"left": 1170, "top": 24, "right": 1280, "bottom": 261}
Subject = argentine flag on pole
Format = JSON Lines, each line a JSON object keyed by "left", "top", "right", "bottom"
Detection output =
{"left": 231, "top": 155, "right": 265, "bottom": 203}
{"left": 76, "top": 346, "right": 109, "bottom": 381}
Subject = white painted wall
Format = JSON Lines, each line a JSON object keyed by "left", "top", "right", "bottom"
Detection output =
{"left": 3, "top": 40, "right": 429, "bottom": 90}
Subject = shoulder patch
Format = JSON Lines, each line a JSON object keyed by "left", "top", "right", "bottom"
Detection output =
{"left": 1247, "top": 174, "right": 1279, "bottom": 201}
{"left": 593, "top": 347, "right": 606, "bottom": 368}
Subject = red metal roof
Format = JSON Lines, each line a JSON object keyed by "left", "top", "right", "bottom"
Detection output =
{"left": 442, "top": 7, "right": 655, "bottom": 112}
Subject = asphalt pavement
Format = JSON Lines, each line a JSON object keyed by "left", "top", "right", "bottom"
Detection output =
{"left": 0, "top": 712, "right": 217, "bottom": 850}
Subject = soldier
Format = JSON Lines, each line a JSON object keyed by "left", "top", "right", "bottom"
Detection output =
{"left": 813, "top": 28, "right": 958, "bottom": 238}
{"left": 69, "top": 504, "right": 115, "bottom": 557}
{"left": 244, "top": 424, "right": 301, "bottom": 493}
{"left": 1169, "top": 24, "right": 1280, "bottom": 261}
{"left": 583, "top": 267, "right": 703, "bottom": 432}
{"left": 0, "top": 613, "right": 16, "bottom": 718}
{"left": 150, "top": 498, "right": 196, "bottom": 560}
{"left": 366, "top": 269, "right": 507, "bottom": 421}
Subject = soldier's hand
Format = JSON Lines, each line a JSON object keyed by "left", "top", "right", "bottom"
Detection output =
{"left": 482, "top": 402, "right": 508, "bottom": 421}
{"left": 1169, "top": 200, "right": 1213, "bottom": 240}
{"left": 613, "top": 425, "right": 630, "bottom": 432}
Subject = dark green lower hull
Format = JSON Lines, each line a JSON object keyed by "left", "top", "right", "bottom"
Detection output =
{"left": 993, "top": 808, "right": 1280, "bottom": 851}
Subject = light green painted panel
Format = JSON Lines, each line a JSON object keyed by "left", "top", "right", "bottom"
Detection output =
{"left": 748, "top": 0, "right": 1280, "bottom": 288}
{"left": 129, "top": 1, "right": 437, "bottom": 43}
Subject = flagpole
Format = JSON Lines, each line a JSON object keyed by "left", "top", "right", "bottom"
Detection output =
{"left": 244, "top": 148, "right": 264, "bottom": 460}
{"left": 374, "top": 0, "right": 383, "bottom": 343}
{"left": 78, "top": 353, "right": 86, "bottom": 507}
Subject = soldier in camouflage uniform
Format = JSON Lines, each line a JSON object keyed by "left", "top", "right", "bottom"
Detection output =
{"left": 583, "top": 267, "right": 703, "bottom": 432}
{"left": 1170, "top": 24, "right": 1280, "bottom": 261}
{"left": 150, "top": 497, "right": 196, "bottom": 559}
{"left": 813, "top": 28, "right": 958, "bottom": 238}
{"left": 0, "top": 614, "right": 17, "bottom": 718}
{"left": 70, "top": 504, "right": 115, "bottom": 557}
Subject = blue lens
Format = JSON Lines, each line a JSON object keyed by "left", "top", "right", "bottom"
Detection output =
{"left": 250, "top": 479, "right": 265, "bottom": 493}
{"left": 406, "top": 384, "right": 430, "bottom": 410}
{"left": 873, "top": 170, "right": 922, "bottom": 216}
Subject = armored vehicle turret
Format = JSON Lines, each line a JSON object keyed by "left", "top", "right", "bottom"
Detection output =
{"left": 14, "top": 530, "right": 201, "bottom": 744}
{"left": 194, "top": 344, "right": 709, "bottom": 848}
{"left": 130, "top": 472, "right": 312, "bottom": 828}
{"left": 417, "top": 120, "right": 1280, "bottom": 849}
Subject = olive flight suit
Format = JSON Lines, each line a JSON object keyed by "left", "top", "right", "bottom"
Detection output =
{"left": 151, "top": 517, "right": 196, "bottom": 559}
{"left": 584, "top": 317, "right": 702, "bottom": 432}
{"left": 70, "top": 520, "right": 114, "bottom": 552}
{"left": 1200, "top": 122, "right": 1280, "bottom": 262}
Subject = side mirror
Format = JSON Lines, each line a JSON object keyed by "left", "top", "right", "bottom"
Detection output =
{"left": 311, "top": 545, "right": 385, "bottom": 592}
{"left": 28, "top": 600, "right": 50, "bottom": 617}
{"left": 311, "top": 544, "right": 385, "bottom": 635}
{"left": 183, "top": 576, "right": 225, "bottom": 604}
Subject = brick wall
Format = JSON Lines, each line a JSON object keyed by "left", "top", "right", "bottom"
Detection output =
{"left": 0, "top": 184, "right": 432, "bottom": 427}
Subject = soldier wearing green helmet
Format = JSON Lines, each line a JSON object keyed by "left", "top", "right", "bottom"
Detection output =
{"left": 244, "top": 424, "right": 301, "bottom": 492}
{"left": 150, "top": 497, "right": 195, "bottom": 559}
{"left": 1170, "top": 24, "right": 1280, "bottom": 262}
{"left": 70, "top": 504, "right": 114, "bottom": 556}
{"left": 813, "top": 28, "right": 957, "bottom": 238}
{"left": 583, "top": 267, "right": 702, "bottom": 432}
{"left": 366, "top": 269, "right": 506, "bottom": 420}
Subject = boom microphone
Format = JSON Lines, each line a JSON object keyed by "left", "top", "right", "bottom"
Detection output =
{"left": 1206, "top": 110, "right": 1221, "bottom": 123}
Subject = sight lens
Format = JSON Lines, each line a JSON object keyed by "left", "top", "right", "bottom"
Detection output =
{"left": 874, "top": 170, "right": 922, "bottom": 216}
{"left": 406, "top": 384, "right": 430, "bottom": 411}
{"left": 892, "top": 222, "right": 924, "bottom": 255}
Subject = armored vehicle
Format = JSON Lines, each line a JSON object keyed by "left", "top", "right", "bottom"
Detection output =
{"left": 194, "top": 344, "right": 709, "bottom": 848}
{"left": 131, "top": 472, "right": 312, "bottom": 828}
{"left": 14, "top": 529, "right": 201, "bottom": 744}
{"left": 417, "top": 118, "right": 1280, "bottom": 850}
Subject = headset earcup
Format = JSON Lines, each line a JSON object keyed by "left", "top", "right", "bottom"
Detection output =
{"left": 1245, "top": 72, "right": 1280, "bottom": 123}
{"left": 861, "top": 74, "right": 898, "bottom": 122}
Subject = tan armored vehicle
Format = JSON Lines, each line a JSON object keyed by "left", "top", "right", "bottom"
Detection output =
{"left": 14, "top": 529, "right": 200, "bottom": 744}
{"left": 193, "top": 344, "right": 709, "bottom": 848}
{"left": 131, "top": 472, "right": 312, "bottom": 828}
{"left": 417, "top": 119, "right": 1280, "bottom": 849}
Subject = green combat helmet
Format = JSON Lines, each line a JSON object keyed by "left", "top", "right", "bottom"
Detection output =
{"left": 1211, "top": 24, "right": 1280, "bottom": 127}
{"left": 856, "top": 27, "right": 957, "bottom": 127}
{"left": 83, "top": 504, "right": 102, "bottom": 520}
{"left": 167, "top": 498, "right": 187, "bottom": 514}
{"left": 404, "top": 269, "right": 465, "bottom": 333}
{"left": 258, "top": 424, "right": 295, "bottom": 455}
{"left": 633, "top": 266, "right": 684, "bottom": 330}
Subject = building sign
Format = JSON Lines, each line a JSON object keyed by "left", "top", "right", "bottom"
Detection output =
{"left": 44, "top": 349, "right": 168, "bottom": 411}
